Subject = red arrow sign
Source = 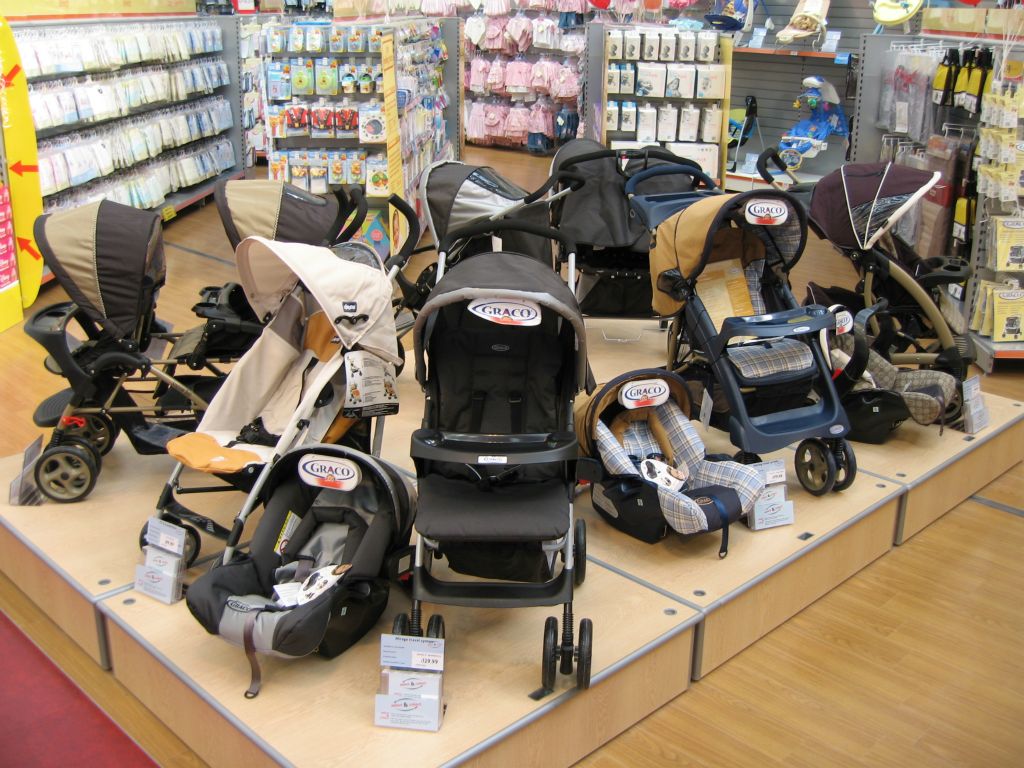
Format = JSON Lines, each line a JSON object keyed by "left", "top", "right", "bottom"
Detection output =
{"left": 9, "top": 160, "right": 38, "bottom": 176}
{"left": 17, "top": 238, "right": 41, "bottom": 261}
{"left": 1, "top": 65, "right": 20, "bottom": 88}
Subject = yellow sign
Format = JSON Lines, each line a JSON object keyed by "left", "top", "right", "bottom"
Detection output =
{"left": 0, "top": 15, "right": 42, "bottom": 321}
{"left": 380, "top": 32, "right": 408, "bottom": 254}
{"left": 160, "top": 204, "right": 177, "bottom": 222}
{"left": 0, "top": 1, "right": 194, "bottom": 19}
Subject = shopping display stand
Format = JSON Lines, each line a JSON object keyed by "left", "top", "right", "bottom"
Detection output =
{"left": 850, "top": 395, "right": 1024, "bottom": 544}
{"left": 98, "top": 564, "right": 697, "bottom": 768}
{"left": 0, "top": 446, "right": 251, "bottom": 666}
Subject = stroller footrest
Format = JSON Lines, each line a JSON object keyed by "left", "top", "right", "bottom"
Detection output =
{"left": 33, "top": 388, "right": 75, "bottom": 427}
{"left": 412, "top": 565, "right": 572, "bottom": 608}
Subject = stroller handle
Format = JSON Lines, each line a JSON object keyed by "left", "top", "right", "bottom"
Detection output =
{"left": 332, "top": 186, "right": 369, "bottom": 245}
{"left": 439, "top": 218, "right": 576, "bottom": 260}
{"left": 625, "top": 164, "right": 718, "bottom": 195}
{"left": 383, "top": 194, "right": 422, "bottom": 272}
{"left": 555, "top": 147, "right": 702, "bottom": 175}
{"left": 523, "top": 170, "right": 586, "bottom": 205}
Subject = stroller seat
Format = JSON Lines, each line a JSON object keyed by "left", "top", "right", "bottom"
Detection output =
{"left": 726, "top": 338, "right": 815, "bottom": 384}
{"left": 416, "top": 475, "right": 569, "bottom": 542}
{"left": 166, "top": 431, "right": 274, "bottom": 473}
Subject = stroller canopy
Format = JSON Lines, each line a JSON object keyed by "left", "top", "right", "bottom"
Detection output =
{"left": 34, "top": 200, "right": 165, "bottom": 340}
{"left": 236, "top": 237, "right": 400, "bottom": 366}
{"left": 650, "top": 190, "right": 807, "bottom": 316}
{"left": 551, "top": 138, "right": 700, "bottom": 250}
{"left": 214, "top": 179, "right": 342, "bottom": 250}
{"left": 413, "top": 251, "right": 588, "bottom": 391}
{"left": 810, "top": 163, "right": 941, "bottom": 252}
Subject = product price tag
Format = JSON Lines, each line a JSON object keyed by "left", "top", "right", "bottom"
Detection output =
{"left": 381, "top": 633, "right": 445, "bottom": 671}
{"left": 751, "top": 458, "right": 787, "bottom": 486}
{"left": 699, "top": 388, "right": 714, "bottom": 429}
{"left": 160, "top": 204, "right": 177, "bottom": 222}
{"left": 145, "top": 516, "right": 188, "bottom": 556}
{"left": 821, "top": 31, "right": 842, "bottom": 53}
{"left": 9, "top": 436, "right": 43, "bottom": 506}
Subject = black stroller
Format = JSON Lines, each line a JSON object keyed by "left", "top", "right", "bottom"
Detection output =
{"left": 549, "top": 138, "right": 709, "bottom": 317}
{"left": 399, "top": 218, "right": 595, "bottom": 693}
{"left": 651, "top": 189, "right": 856, "bottom": 496}
{"left": 758, "top": 151, "right": 973, "bottom": 380}
{"left": 27, "top": 200, "right": 263, "bottom": 503}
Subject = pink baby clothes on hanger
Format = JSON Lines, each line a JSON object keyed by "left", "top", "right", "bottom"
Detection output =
{"left": 467, "top": 101, "right": 488, "bottom": 141}
{"left": 465, "top": 15, "right": 488, "bottom": 48}
{"left": 532, "top": 16, "right": 559, "bottom": 49}
{"left": 505, "top": 59, "right": 533, "bottom": 96}
{"left": 527, "top": 0, "right": 554, "bottom": 9}
{"left": 486, "top": 57, "right": 507, "bottom": 95}
{"left": 529, "top": 59, "right": 558, "bottom": 94}
{"left": 483, "top": 102, "right": 509, "bottom": 140}
{"left": 483, "top": 16, "right": 508, "bottom": 51}
{"left": 528, "top": 100, "right": 555, "bottom": 137}
{"left": 550, "top": 65, "right": 580, "bottom": 100}
{"left": 555, "top": 0, "right": 585, "bottom": 11}
{"left": 468, "top": 56, "right": 491, "bottom": 93}
{"left": 504, "top": 15, "right": 533, "bottom": 53}
{"left": 483, "top": 0, "right": 511, "bottom": 14}
{"left": 505, "top": 104, "right": 531, "bottom": 144}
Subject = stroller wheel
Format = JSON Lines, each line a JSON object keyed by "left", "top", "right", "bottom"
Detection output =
{"left": 733, "top": 450, "right": 762, "bottom": 465}
{"left": 137, "top": 521, "right": 201, "bottom": 568}
{"left": 541, "top": 616, "right": 558, "bottom": 692}
{"left": 831, "top": 439, "right": 857, "bottom": 492}
{"left": 426, "top": 614, "right": 445, "bottom": 639}
{"left": 62, "top": 413, "right": 119, "bottom": 456}
{"left": 392, "top": 613, "right": 410, "bottom": 636}
{"left": 576, "top": 618, "right": 594, "bottom": 690}
{"left": 34, "top": 443, "right": 99, "bottom": 503}
{"left": 794, "top": 438, "right": 836, "bottom": 496}
{"left": 573, "top": 519, "right": 587, "bottom": 587}
{"left": 944, "top": 387, "right": 964, "bottom": 423}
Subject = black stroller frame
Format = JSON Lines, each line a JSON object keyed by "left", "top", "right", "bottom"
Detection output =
{"left": 399, "top": 217, "right": 594, "bottom": 693}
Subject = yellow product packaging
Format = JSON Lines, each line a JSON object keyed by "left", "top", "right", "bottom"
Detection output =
{"left": 991, "top": 286, "right": 1024, "bottom": 341}
{"left": 992, "top": 216, "right": 1024, "bottom": 271}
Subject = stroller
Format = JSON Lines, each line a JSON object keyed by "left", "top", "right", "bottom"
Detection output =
{"left": 27, "top": 200, "right": 263, "bottom": 504}
{"left": 186, "top": 443, "right": 415, "bottom": 698}
{"left": 758, "top": 151, "right": 973, "bottom": 380}
{"left": 401, "top": 217, "right": 595, "bottom": 692}
{"left": 151, "top": 213, "right": 413, "bottom": 565}
{"left": 652, "top": 189, "right": 856, "bottom": 496}
{"left": 574, "top": 369, "right": 765, "bottom": 558}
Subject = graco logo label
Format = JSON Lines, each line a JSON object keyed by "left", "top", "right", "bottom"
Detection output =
{"left": 298, "top": 455, "right": 361, "bottom": 490}
{"left": 228, "top": 599, "right": 257, "bottom": 613}
{"left": 1005, "top": 220, "right": 1024, "bottom": 229}
{"left": 745, "top": 199, "right": 789, "bottom": 226}
{"left": 468, "top": 298, "right": 542, "bottom": 326}
{"left": 343, "top": 301, "right": 358, "bottom": 312}
{"left": 619, "top": 379, "right": 670, "bottom": 409}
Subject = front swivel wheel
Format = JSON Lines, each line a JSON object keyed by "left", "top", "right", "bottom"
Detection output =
{"left": 794, "top": 438, "right": 836, "bottom": 496}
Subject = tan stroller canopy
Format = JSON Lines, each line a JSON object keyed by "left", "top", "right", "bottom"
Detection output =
{"left": 214, "top": 179, "right": 344, "bottom": 250}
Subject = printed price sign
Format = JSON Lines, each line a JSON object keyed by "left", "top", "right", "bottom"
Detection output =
{"left": 381, "top": 633, "right": 445, "bottom": 671}
{"left": 411, "top": 651, "right": 444, "bottom": 669}
{"left": 161, "top": 204, "right": 177, "bottom": 222}
{"left": 145, "top": 517, "right": 188, "bottom": 556}
{"left": 821, "top": 31, "right": 842, "bottom": 54}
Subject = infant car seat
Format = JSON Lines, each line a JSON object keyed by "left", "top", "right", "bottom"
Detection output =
{"left": 186, "top": 444, "right": 414, "bottom": 697}
{"left": 828, "top": 304, "right": 958, "bottom": 444}
{"left": 575, "top": 370, "right": 765, "bottom": 557}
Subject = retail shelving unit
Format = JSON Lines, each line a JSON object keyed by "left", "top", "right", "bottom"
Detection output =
{"left": 260, "top": 16, "right": 461, "bottom": 251}
{"left": 12, "top": 15, "right": 245, "bottom": 221}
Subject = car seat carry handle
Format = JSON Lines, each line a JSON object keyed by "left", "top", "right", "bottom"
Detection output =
{"left": 625, "top": 165, "right": 717, "bottom": 195}
{"left": 834, "top": 300, "right": 887, "bottom": 396}
{"left": 383, "top": 194, "right": 422, "bottom": 273}
{"left": 708, "top": 305, "right": 836, "bottom": 359}
{"left": 439, "top": 219, "right": 576, "bottom": 262}
{"left": 333, "top": 186, "right": 368, "bottom": 245}
{"left": 756, "top": 148, "right": 801, "bottom": 187}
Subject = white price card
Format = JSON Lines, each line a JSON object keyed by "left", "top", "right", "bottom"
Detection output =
{"left": 145, "top": 517, "right": 188, "bottom": 556}
{"left": 411, "top": 651, "right": 444, "bottom": 669}
{"left": 380, "top": 633, "right": 446, "bottom": 671}
{"left": 821, "top": 31, "right": 842, "bottom": 53}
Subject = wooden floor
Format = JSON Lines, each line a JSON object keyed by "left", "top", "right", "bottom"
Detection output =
{"left": 2, "top": 147, "right": 1023, "bottom": 766}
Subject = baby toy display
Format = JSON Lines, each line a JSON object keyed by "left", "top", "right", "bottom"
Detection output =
{"left": 777, "top": 75, "right": 848, "bottom": 170}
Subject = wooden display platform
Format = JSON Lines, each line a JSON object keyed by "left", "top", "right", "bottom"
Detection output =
{"left": 100, "top": 564, "right": 699, "bottom": 768}
{"left": 851, "top": 393, "right": 1024, "bottom": 544}
{"left": 0, "top": 444, "right": 252, "bottom": 666}
{"left": 579, "top": 448, "right": 903, "bottom": 679}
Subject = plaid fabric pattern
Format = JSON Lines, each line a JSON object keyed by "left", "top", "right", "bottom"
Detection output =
{"left": 745, "top": 259, "right": 767, "bottom": 315}
{"left": 726, "top": 338, "right": 814, "bottom": 380}
{"left": 833, "top": 334, "right": 956, "bottom": 424}
{"left": 593, "top": 401, "right": 765, "bottom": 535}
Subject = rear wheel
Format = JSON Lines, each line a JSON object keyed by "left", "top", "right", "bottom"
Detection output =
{"left": 832, "top": 439, "right": 857, "bottom": 492}
{"left": 576, "top": 619, "right": 593, "bottom": 690}
{"left": 795, "top": 438, "right": 836, "bottom": 496}
{"left": 34, "top": 444, "right": 98, "bottom": 503}
{"left": 62, "top": 413, "right": 119, "bottom": 456}
{"left": 541, "top": 617, "right": 558, "bottom": 692}
{"left": 573, "top": 519, "right": 587, "bottom": 587}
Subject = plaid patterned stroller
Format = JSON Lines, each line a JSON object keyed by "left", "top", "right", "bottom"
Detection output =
{"left": 652, "top": 189, "right": 855, "bottom": 496}
{"left": 575, "top": 370, "right": 765, "bottom": 557}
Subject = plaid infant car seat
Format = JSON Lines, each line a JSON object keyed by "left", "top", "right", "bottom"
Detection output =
{"left": 575, "top": 370, "right": 765, "bottom": 557}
